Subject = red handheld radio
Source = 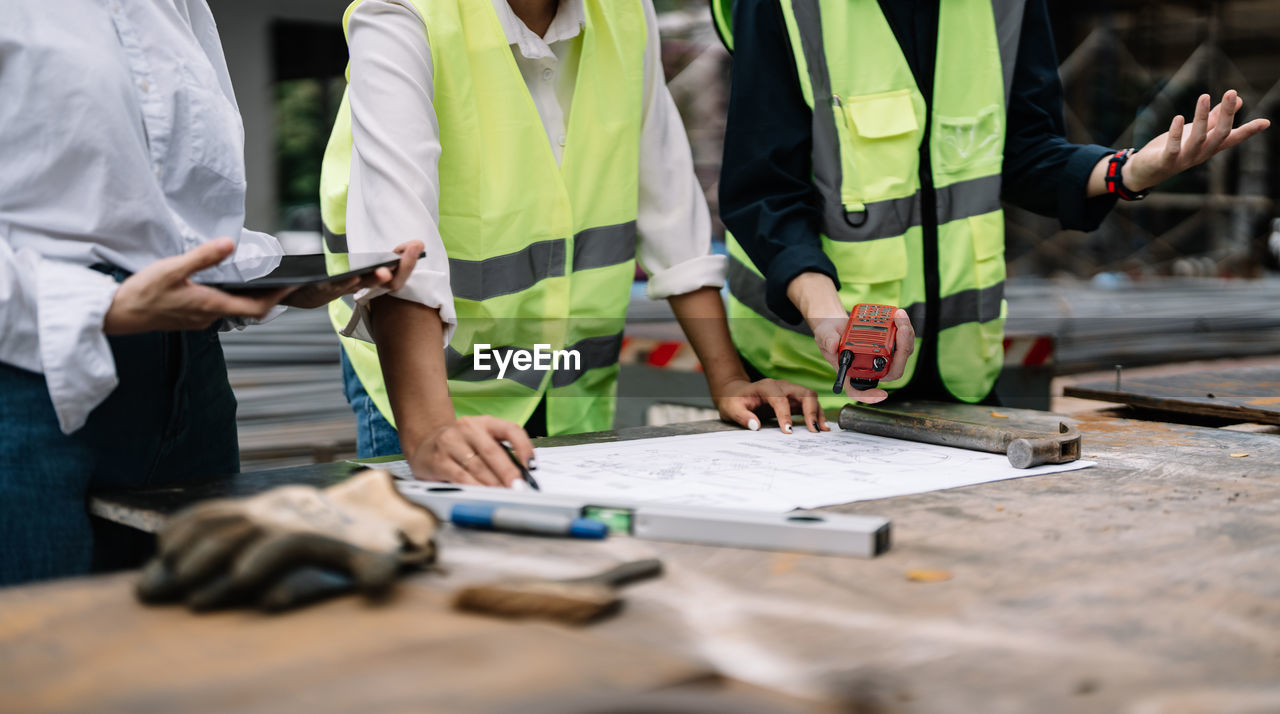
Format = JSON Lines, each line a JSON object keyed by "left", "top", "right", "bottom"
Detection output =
{"left": 832, "top": 304, "right": 898, "bottom": 394}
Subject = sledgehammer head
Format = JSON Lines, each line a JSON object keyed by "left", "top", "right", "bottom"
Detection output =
{"left": 1007, "top": 422, "right": 1080, "bottom": 469}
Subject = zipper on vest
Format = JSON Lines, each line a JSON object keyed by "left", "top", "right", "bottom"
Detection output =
{"left": 918, "top": 92, "right": 942, "bottom": 395}
{"left": 914, "top": 0, "right": 944, "bottom": 398}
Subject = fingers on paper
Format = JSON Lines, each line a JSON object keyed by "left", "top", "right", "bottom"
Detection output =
{"left": 723, "top": 397, "right": 763, "bottom": 432}
{"left": 756, "top": 380, "right": 795, "bottom": 434}
{"left": 784, "top": 382, "right": 825, "bottom": 432}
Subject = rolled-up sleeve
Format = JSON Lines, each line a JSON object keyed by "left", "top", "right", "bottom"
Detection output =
{"left": 1, "top": 236, "right": 120, "bottom": 434}
{"left": 343, "top": 0, "right": 456, "bottom": 346}
{"left": 635, "top": 0, "right": 726, "bottom": 300}
{"left": 219, "top": 228, "right": 286, "bottom": 331}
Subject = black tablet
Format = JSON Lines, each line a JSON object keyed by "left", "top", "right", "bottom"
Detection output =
{"left": 193, "top": 251, "right": 422, "bottom": 293}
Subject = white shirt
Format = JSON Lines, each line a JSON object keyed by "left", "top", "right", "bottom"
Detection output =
{"left": 0, "top": 0, "right": 278, "bottom": 434}
{"left": 342, "top": 0, "right": 726, "bottom": 344}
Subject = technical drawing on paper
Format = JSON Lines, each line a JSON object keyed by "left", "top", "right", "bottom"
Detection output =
{"left": 527, "top": 423, "right": 1093, "bottom": 512}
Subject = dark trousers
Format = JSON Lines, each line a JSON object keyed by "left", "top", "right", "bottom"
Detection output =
{"left": 0, "top": 323, "right": 239, "bottom": 586}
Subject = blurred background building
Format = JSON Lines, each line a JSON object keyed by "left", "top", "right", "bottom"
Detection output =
{"left": 206, "top": 0, "right": 1280, "bottom": 468}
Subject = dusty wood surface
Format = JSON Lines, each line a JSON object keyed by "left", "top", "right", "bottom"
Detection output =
{"left": 0, "top": 572, "right": 741, "bottom": 714}
{"left": 1063, "top": 365, "right": 1280, "bottom": 425}
{"left": 47, "top": 404, "right": 1280, "bottom": 712}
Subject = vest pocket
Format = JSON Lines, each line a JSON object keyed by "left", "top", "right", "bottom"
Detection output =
{"left": 968, "top": 211, "right": 1006, "bottom": 357}
{"left": 969, "top": 212, "right": 1005, "bottom": 290}
{"left": 934, "top": 104, "right": 1003, "bottom": 177}
{"left": 836, "top": 89, "right": 922, "bottom": 208}
{"left": 832, "top": 234, "right": 909, "bottom": 309}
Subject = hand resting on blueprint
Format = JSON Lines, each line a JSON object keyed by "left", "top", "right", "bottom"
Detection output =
{"left": 713, "top": 377, "right": 827, "bottom": 434}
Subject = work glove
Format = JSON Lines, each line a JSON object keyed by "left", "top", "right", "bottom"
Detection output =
{"left": 136, "top": 469, "right": 437, "bottom": 612}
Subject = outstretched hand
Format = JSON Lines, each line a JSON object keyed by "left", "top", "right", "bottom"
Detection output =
{"left": 1124, "top": 90, "right": 1270, "bottom": 193}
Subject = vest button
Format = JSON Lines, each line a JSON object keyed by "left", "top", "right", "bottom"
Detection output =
{"left": 542, "top": 67, "right": 554, "bottom": 81}
{"left": 557, "top": 135, "right": 567, "bottom": 147}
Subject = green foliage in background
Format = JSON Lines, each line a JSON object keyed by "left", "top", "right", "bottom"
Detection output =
{"left": 275, "top": 79, "right": 342, "bottom": 210}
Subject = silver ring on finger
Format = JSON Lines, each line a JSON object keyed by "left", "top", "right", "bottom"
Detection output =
{"left": 458, "top": 451, "right": 478, "bottom": 466}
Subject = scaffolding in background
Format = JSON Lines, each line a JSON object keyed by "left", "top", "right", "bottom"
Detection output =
{"left": 660, "top": 0, "right": 1280, "bottom": 278}
{"left": 1004, "top": 0, "right": 1277, "bottom": 277}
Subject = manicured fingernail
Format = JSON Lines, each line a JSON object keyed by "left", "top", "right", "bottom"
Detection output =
{"left": 782, "top": 423, "right": 793, "bottom": 434}
{"left": 509, "top": 479, "right": 529, "bottom": 491}
{"left": 747, "top": 418, "right": 760, "bottom": 431}
{"left": 528, "top": 456, "right": 537, "bottom": 470}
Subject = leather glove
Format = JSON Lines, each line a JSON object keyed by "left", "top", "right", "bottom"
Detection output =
{"left": 136, "top": 469, "right": 437, "bottom": 612}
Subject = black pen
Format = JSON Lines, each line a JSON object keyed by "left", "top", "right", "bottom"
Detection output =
{"left": 503, "top": 444, "right": 540, "bottom": 491}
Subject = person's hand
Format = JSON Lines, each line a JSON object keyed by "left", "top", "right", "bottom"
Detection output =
{"left": 282, "top": 240, "right": 424, "bottom": 309}
{"left": 103, "top": 238, "right": 293, "bottom": 335}
{"left": 714, "top": 378, "right": 826, "bottom": 434}
{"left": 812, "top": 308, "right": 915, "bottom": 404}
{"left": 406, "top": 416, "right": 535, "bottom": 487}
{"left": 1123, "top": 90, "right": 1270, "bottom": 192}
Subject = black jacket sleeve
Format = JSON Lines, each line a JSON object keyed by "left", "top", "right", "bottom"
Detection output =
{"left": 1001, "top": 0, "right": 1118, "bottom": 229}
{"left": 719, "top": 0, "right": 1120, "bottom": 327}
{"left": 717, "top": 0, "right": 837, "bottom": 325}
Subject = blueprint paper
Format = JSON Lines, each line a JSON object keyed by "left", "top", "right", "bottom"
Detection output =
{"left": 379, "top": 424, "right": 1093, "bottom": 512}
{"left": 530, "top": 424, "right": 1092, "bottom": 511}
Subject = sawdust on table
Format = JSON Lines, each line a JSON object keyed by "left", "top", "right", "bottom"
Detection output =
{"left": 1071, "top": 415, "right": 1195, "bottom": 448}
{"left": 1245, "top": 396, "right": 1280, "bottom": 407}
{"left": 906, "top": 569, "right": 952, "bottom": 583}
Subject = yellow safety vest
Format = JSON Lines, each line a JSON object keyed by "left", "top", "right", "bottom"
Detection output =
{"left": 714, "top": 0, "right": 1025, "bottom": 407}
{"left": 320, "top": 0, "right": 646, "bottom": 435}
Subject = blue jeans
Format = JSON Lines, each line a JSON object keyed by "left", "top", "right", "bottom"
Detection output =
{"left": 0, "top": 320, "right": 239, "bottom": 585}
{"left": 340, "top": 349, "right": 403, "bottom": 458}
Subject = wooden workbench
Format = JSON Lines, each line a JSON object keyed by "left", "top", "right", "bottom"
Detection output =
{"left": 4, "top": 402, "right": 1278, "bottom": 713}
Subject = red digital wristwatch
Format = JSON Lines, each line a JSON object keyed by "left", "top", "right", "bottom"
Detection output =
{"left": 1104, "top": 148, "right": 1150, "bottom": 201}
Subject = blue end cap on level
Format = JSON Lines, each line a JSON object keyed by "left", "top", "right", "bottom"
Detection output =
{"left": 568, "top": 518, "right": 609, "bottom": 539}
{"left": 450, "top": 503, "right": 496, "bottom": 529}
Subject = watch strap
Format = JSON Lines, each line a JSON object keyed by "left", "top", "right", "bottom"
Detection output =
{"left": 1105, "top": 148, "right": 1150, "bottom": 201}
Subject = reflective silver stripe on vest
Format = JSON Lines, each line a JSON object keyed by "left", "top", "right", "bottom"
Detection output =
{"left": 836, "top": 193, "right": 920, "bottom": 243}
{"left": 573, "top": 221, "right": 638, "bottom": 271}
{"left": 728, "top": 256, "right": 928, "bottom": 339}
{"left": 728, "top": 257, "right": 811, "bottom": 336}
{"left": 551, "top": 333, "right": 625, "bottom": 388}
{"left": 939, "top": 282, "right": 1005, "bottom": 331}
{"left": 444, "top": 345, "right": 546, "bottom": 391}
{"left": 992, "top": 0, "right": 1029, "bottom": 106}
{"left": 329, "top": 223, "right": 631, "bottom": 304}
{"left": 324, "top": 226, "right": 349, "bottom": 253}
{"left": 450, "top": 239, "right": 567, "bottom": 302}
{"left": 827, "top": 175, "right": 1003, "bottom": 243}
{"left": 936, "top": 174, "right": 1003, "bottom": 226}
